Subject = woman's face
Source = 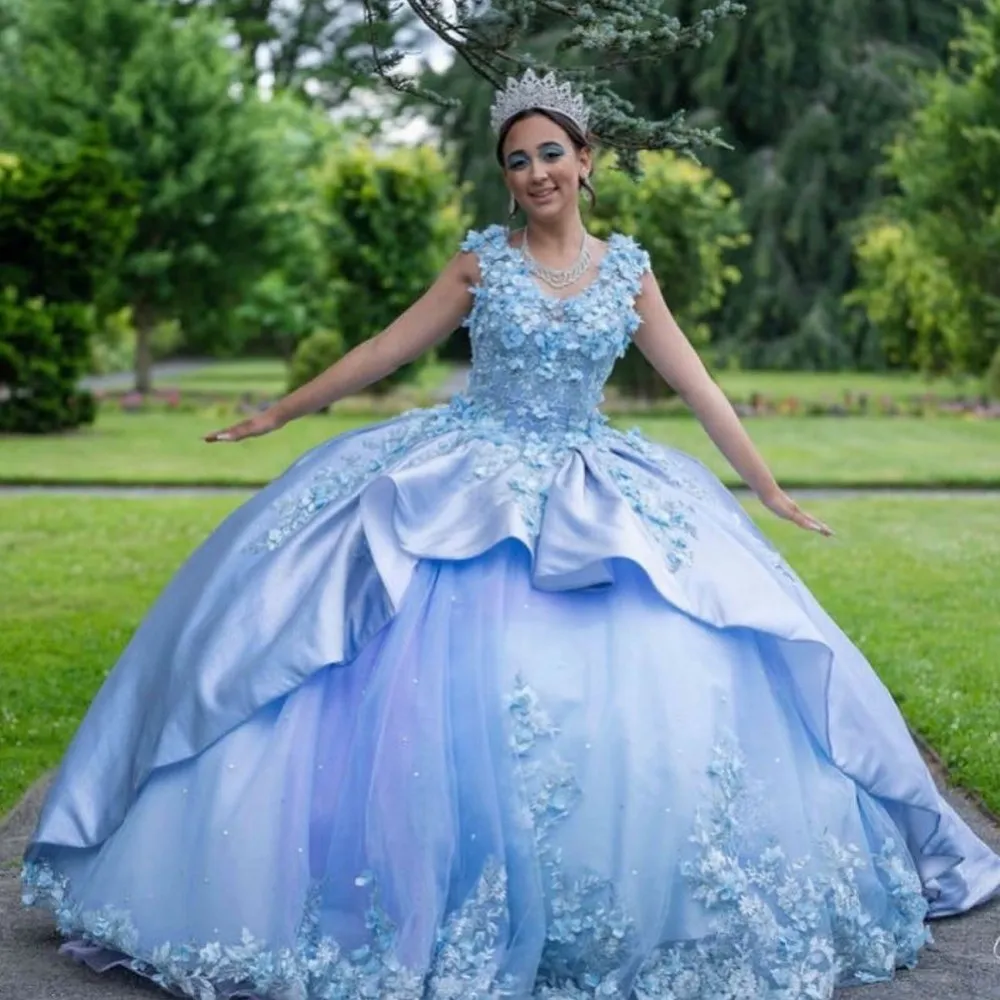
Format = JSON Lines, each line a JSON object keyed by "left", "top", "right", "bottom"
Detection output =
{"left": 502, "top": 113, "right": 590, "bottom": 222}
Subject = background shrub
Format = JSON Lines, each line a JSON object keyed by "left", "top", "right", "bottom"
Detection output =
{"left": 287, "top": 328, "right": 347, "bottom": 404}
{"left": 0, "top": 143, "right": 134, "bottom": 432}
{"left": 319, "top": 143, "right": 468, "bottom": 392}
{"left": 588, "top": 151, "right": 747, "bottom": 399}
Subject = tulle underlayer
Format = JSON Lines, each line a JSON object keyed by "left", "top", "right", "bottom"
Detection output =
{"left": 25, "top": 543, "right": 934, "bottom": 1000}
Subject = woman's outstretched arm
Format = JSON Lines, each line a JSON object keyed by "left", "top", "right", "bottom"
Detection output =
{"left": 632, "top": 270, "right": 833, "bottom": 536}
{"left": 205, "top": 251, "right": 477, "bottom": 442}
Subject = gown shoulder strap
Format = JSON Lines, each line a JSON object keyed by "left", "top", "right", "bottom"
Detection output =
{"left": 606, "top": 232, "right": 652, "bottom": 302}
{"left": 459, "top": 224, "right": 511, "bottom": 282}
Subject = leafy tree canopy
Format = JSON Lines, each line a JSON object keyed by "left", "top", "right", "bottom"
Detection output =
{"left": 0, "top": 0, "right": 332, "bottom": 389}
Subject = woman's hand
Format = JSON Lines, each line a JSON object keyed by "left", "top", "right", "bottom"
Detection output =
{"left": 758, "top": 486, "right": 834, "bottom": 536}
{"left": 203, "top": 409, "right": 284, "bottom": 444}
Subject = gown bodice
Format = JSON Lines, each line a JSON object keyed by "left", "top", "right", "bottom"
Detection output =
{"left": 458, "top": 224, "right": 650, "bottom": 436}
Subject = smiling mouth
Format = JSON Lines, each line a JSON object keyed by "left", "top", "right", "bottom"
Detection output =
{"left": 530, "top": 188, "right": 556, "bottom": 200}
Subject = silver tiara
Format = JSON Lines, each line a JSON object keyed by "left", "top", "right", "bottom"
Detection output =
{"left": 489, "top": 68, "right": 591, "bottom": 136}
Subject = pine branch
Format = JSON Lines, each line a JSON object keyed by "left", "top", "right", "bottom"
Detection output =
{"left": 357, "top": 0, "right": 746, "bottom": 170}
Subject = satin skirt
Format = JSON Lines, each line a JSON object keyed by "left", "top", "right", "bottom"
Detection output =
{"left": 21, "top": 404, "right": 1000, "bottom": 999}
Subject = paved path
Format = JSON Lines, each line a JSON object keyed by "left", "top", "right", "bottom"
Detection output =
{"left": 78, "top": 359, "right": 467, "bottom": 398}
{"left": 2, "top": 748, "right": 998, "bottom": 999}
{"left": 79, "top": 360, "right": 216, "bottom": 393}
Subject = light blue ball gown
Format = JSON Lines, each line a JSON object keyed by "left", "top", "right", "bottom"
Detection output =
{"left": 22, "top": 224, "right": 1000, "bottom": 1000}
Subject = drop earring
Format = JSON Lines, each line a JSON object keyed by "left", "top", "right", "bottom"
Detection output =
{"left": 508, "top": 193, "right": 518, "bottom": 218}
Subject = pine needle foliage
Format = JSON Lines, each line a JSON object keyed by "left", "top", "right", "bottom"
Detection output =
{"left": 357, "top": 0, "right": 747, "bottom": 172}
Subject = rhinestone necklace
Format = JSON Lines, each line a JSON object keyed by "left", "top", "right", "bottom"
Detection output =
{"left": 521, "top": 226, "right": 592, "bottom": 290}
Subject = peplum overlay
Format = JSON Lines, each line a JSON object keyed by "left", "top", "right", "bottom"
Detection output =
{"left": 22, "top": 224, "right": 1000, "bottom": 1000}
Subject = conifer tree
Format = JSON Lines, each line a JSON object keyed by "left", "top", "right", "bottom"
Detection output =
{"left": 650, "top": 0, "right": 966, "bottom": 369}
{"left": 364, "top": 0, "right": 748, "bottom": 174}
{"left": 415, "top": 0, "right": 965, "bottom": 370}
{"left": 850, "top": 0, "right": 1000, "bottom": 375}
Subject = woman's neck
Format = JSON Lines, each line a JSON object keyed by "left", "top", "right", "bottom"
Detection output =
{"left": 520, "top": 212, "right": 588, "bottom": 256}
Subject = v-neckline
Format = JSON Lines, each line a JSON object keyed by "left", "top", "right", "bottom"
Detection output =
{"left": 504, "top": 227, "right": 619, "bottom": 306}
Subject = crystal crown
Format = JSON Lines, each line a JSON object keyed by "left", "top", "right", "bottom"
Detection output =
{"left": 489, "top": 69, "right": 591, "bottom": 136}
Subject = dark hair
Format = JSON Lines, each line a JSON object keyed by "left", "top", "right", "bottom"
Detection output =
{"left": 496, "top": 107, "right": 597, "bottom": 211}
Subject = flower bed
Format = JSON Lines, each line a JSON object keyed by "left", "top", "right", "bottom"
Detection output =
{"left": 96, "top": 386, "right": 1000, "bottom": 420}
{"left": 603, "top": 389, "right": 1000, "bottom": 419}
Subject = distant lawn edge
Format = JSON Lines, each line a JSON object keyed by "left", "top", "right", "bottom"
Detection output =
{"left": 4, "top": 476, "right": 1000, "bottom": 491}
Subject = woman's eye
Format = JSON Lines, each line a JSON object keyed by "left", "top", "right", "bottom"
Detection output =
{"left": 542, "top": 146, "right": 565, "bottom": 160}
{"left": 507, "top": 156, "right": 529, "bottom": 170}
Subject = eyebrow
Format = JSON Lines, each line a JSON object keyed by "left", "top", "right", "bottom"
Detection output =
{"left": 505, "top": 141, "right": 566, "bottom": 157}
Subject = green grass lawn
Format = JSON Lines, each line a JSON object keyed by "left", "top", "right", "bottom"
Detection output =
{"left": 2, "top": 409, "right": 999, "bottom": 487}
{"left": 0, "top": 496, "right": 997, "bottom": 818}
{"left": 157, "top": 360, "right": 979, "bottom": 404}
{"left": 167, "top": 358, "right": 287, "bottom": 396}
{"left": 160, "top": 357, "right": 456, "bottom": 398}
{"left": 713, "top": 369, "right": 981, "bottom": 402}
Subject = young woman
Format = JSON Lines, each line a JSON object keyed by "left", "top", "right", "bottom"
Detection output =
{"left": 23, "top": 69, "right": 1000, "bottom": 1000}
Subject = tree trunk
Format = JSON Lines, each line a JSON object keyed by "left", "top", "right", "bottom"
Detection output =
{"left": 134, "top": 303, "right": 156, "bottom": 394}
